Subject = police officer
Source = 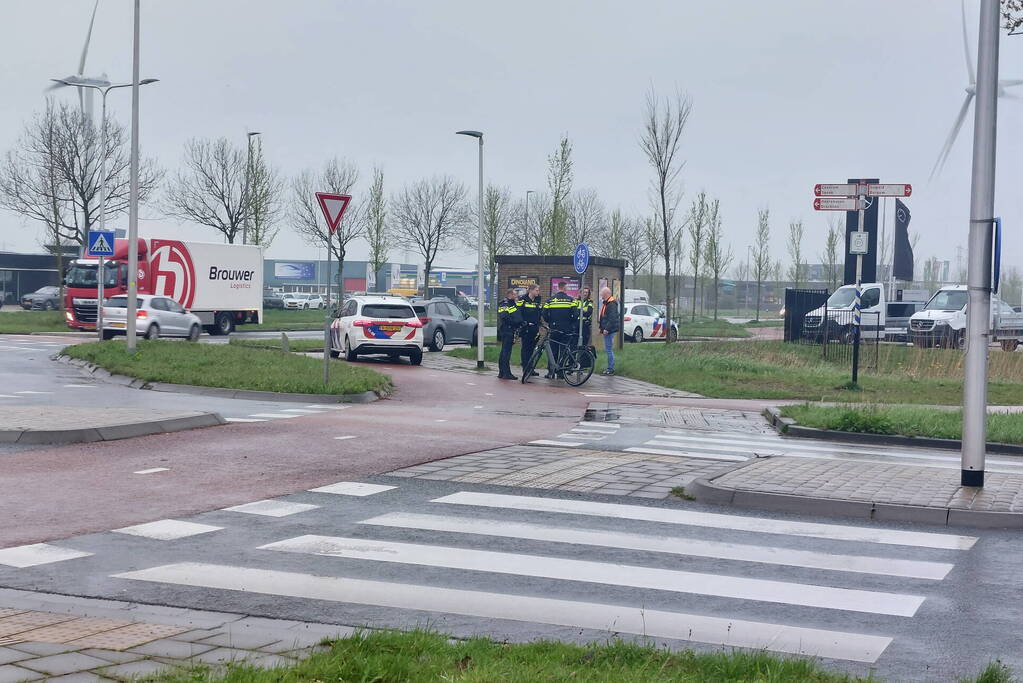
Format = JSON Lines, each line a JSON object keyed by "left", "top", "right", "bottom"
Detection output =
{"left": 496, "top": 288, "right": 522, "bottom": 380}
{"left": 518, "top": 283, "right": 542, "bottom": 377}
{"left": 542, "top": 281, "right": 578, "bottom": 379}
{"left": 576, "top": 286, "right": 594, "bottom": 347}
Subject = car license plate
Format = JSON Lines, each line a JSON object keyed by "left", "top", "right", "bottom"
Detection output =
{"left": 380, "top": 325, "right": 401, "bottom": 332}
{"left": 110, "top": 322, "right": 125, "bottom": 328}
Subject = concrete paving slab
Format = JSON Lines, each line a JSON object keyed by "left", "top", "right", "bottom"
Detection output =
{"left": 18, "top": 652, "right": 110, "bottom": 677}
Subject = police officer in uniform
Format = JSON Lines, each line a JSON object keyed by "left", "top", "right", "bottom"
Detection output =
{"left": 542, "top": 281, "right": 578, "bottom": 379}
{"left": 576, "top": 286, "right": 594, "bottom": 346}
{"left": 496, "top": 288, "right": 523, "bottom": 380}
{"left": 518, "top": 283, "right": 542, "bottom": 377}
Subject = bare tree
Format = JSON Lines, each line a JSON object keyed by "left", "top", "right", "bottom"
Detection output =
{"left": 1003, "top": 0, "right": 1023, "bottom": 34}
{"left": 0, "top": 100, "right": 160, "bottom": 247}
{"left": 820, "top": 217, "right": 842, "bottom": 290}
{"left": 752, "top": 208, "right": 772, "bottom": 321}
{"left": 392, "top": 176, "right": 467, "bottom": 293}
{"left": 703, "top": 198, "right": 732, "bottom": 319}
{"left": 643, "top": 215, "right": 662, "bottom": 295}
{"left": 520, "top": 192, "right": 551, "bottom": 255}
{"left": 733, "top": 258, "right": 750, "bottom": 314}
{"left": 621, "top": 216, "right": 650, "bottom": 287}
{"left": 291, "top": 158, "right": 361, "bottom": 298}
{"left": 1001, "top": 266, "right": 1023, "bottom": 306}
{"left": 365, "top": 168, "right": 389, "bottom": 292}
{"left": 687, "top": 191, "right": 708, "bottom": 320}
{"left": 463, "top": 184, "right": 516, "bottom": 309}
{"left": 640, "top": 87, "right": 693, "bottom": 340}
{"left": 545, "top": 136, "right": 574, "bottom": 255}
{"left": 566, "top": 188, "right": 605, "bottom": 249}
{"left": 786, "top": 218, "right": 806, "bottom": 288}
{"left": 244, "top": 138, "right": 284, "bottom": 247}
{"left": 601, "top": 208, "right": 628, "bottom": 259}
{"left": 165, "top": 138, "right": 253, "bottom": 244}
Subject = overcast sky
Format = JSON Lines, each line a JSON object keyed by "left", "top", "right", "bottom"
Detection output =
{"left": 1, "top": 0, "right": 1021, "bottom": 275}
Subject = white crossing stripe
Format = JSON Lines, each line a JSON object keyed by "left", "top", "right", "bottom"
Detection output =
{"left": 63, "top": 384, "right": 96, "bottom": 388}
{"left": 133, "top": 467, "right": 169, "bottom": 475}
{"left": 112, "top": 562, "right": 892, "bottom": 663}
{"left": 309, "top": 482, "right": 396, "bottom": 497}
{"left": 624, "top": 446, "right": 748, "bottom": 462}
{"left": 570, "top": 427, "right": 616, "bottom": 434}
{"left": 222, "top": 500, "right": 319, "bottom": 517}
{"left": 556, "top": 433, "right": 605, "bottom": 441}
{"left": 14, "top": 391, "right": 52, "bottom": 395}
{"left": 434, "top": 492, "right": 977, "bottom": 550}
{"left": 530, "top": 439, "right": 584, "bottom": 447}
{"left": 0, "top": 395, "right": 18, "bottom": 399}
{"left": 281, "top": 409, "right": 325, "bottom": 414}
{"left": 224, "top": 417, "right": 267, "bottom": 423}
{"left": 261, "top": 535, "right": 924, "bottom": 616}
{"left": 333, "top": 435, "right": 356, "bottom": 440}
{"left": 113, "top": 520, "right": 222, "bottom": 540}
{"left": 360, "top": 512, "right": 954, "bottom": 581}
{"left": 248, "top": 413, "right": 301, "bottom": 419}
{"left": 306, "top": 404, "right": 350, "bottom": 410}
{"left": 578, "top": 421, "right": 619, "bottom": 429}
{"left": 0, "top": 543, "right": 92, "bottom": 568}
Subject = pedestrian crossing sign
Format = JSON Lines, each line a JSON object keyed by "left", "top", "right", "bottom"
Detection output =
{"left": 87, "top": 230, "right": 115, "bottom": 256}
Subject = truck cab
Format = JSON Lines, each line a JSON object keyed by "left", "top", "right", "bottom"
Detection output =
{"left": 64, "top": 259, "right": 129, "bottom": 330}
{"left": 910, "top": 286, "right": 1023, "bottom": 350}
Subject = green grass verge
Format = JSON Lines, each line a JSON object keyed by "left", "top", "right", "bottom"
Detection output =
{"left": 679, "top": 317, "right": 751, "bottom": 338}
{"left": 62, "top": 340, "right": 391, "bottom": 395}
{"left": 781, "top": 403, "right": 1023, "bottom": 444}
{"left": 150, "top": 628, "right": 956, "bottom": 683}
{"left": 247, "top": 308, "right": 330, "bottom": 331}
{"left": 0, "top": 310, "right": 67, "bottom": 333}
{"left": 230, "top": 337, "right": 325, "bottom": 353}
{"left": 744, "top": 319, "right": 784, "bottom": 328}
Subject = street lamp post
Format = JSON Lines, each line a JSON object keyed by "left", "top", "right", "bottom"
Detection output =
{"left": 457, "top": 130, "right": 485, "bottom": 369}
{"left": 746, "top": 246, "right": 753, "bottom": 315}
{"left": 242, "top": 131, "right": 261, "bottom": 245}
{"left": 50, "top": 76, "right": 158, "bottom": 341}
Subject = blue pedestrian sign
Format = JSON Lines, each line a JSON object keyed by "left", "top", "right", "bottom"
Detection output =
{"left": 573, "top": 243, "right": 590, "bottom": 274}
{"left": 87, "top": 230, "right": 115, "bottom": 256}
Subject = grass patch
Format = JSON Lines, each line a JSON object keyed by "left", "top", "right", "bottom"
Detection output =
{"left": 249, "top": 308, "right": 329, "bottom": 331}
{"left": 671, "top": 486, "right": 696, "bottom": 501}
{"left": 62, "top": 339, "right": 391, "bottom": 396}
{"left": 679, "top": 317, "right": 751, "bottom": 338}
{"left": 0, "top": 310, "right": 67, "bottom": 333}
{"left": 781, "top": 403, "right": 1023, "bottom": 444}
{"left": 230, "top": 337, "right": 324, "bottom": 353}
{"left": 448, "top": 341, "right": 548, "bottom": 369}
{"left": 152, "top": 628, "right": 889, "bottom": 683}
{"left": 744, "top": 319, "right": 785, "bottom": 328}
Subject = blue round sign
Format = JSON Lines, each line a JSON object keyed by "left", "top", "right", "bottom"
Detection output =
{"left": 573, "top": 243, "right": 590, "bottom": 274}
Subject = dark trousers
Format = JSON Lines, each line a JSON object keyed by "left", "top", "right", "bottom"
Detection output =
{"left": 520, "top": 324, "right": 538, "bottom": 367}
{"left": 498, "top": 330, "right": 515, "bottom": 377}
{"left": 548, "top": 327, "right": 572, "bottom": 375}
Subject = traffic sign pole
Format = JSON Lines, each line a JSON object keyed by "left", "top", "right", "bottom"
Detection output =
{"left": 313, "top": 192, "right": 352, "bottom": 386}
{"left": 851, "top": 191, "right": 866, "bottom": 386}
{"left": 324, "top": 235, "right": 331, "bottom": 386}
{"left": 97, "top": 256, "right": 104, "bottom": 341}
{"left": 573, "top": 244, "right": 590, "bottom": 348}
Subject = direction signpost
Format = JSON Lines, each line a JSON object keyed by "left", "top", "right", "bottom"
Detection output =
{"left": 87, "top": 230, "right": 115, "bottom": 340}
{"left": 314, "top": 192, "right": 352, "bottom": 384}
{"left": 573, "top": 243, "right": 590, "bottom": 346}
{"left": 813, "top": 181, "right": 911, "bottom": 384}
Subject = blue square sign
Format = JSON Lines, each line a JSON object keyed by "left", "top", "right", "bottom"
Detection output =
{"left": 87, "top": 230, "right": 115, "bottom": 256}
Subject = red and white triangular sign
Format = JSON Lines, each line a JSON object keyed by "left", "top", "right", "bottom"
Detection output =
{"left": 314, "top": 192, "right": 352, "bottom": 235}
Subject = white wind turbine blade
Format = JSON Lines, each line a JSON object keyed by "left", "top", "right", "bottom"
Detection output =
{"left": 962, "top": 0, "right": 975, "bottom": 85}
{"left": 999, "top": 79, "right": 1023, "bottom": 87}
{"left": 930, "top": 93, "right": 974, "bottom": 181}
{"left": 76, "top": 0, "right": 100, "bottom": 113}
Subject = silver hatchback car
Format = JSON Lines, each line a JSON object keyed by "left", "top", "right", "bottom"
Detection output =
{"left": 102, "top": 294, "right": 203, "bottom": 341}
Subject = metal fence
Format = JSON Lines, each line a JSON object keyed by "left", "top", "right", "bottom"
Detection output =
{"left": 798, "top": 308, "right": 880, "bottom": 370}
{"left": 783, "top": 288, "right": 828, "bottom": 342}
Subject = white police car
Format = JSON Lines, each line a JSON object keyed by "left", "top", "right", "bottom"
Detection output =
{"left": 329, "top": 295, "right": 424, "bottom": 364}
{"left": 624, "top": 303, "right": 679, "bottom": 342}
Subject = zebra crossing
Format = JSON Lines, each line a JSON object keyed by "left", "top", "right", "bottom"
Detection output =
{"left": 529, "top": 421, "right": 620, "bottom": 447}
{"left": 11, "top": 482, "right": 973, "bottom": 667}
{"left": 223, "top": 404, "right": 351, "bottom": 423}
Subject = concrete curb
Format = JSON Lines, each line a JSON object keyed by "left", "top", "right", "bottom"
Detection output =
{"left": 687, "top": 459, "right": 1023, "bottom": 529}
{"left": 0, "top": 412, "right": 226, "bottom": 445}
{"left": 761, "top": 406, "right": 1023, "bottom": 456}
{"left": 55, "top": 354, "right": 389, "bottom": 404}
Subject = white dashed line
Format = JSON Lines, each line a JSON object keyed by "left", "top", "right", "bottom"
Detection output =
{"left": 282, "top": 409, "right": 324, "bottom": 414}
{"left": 113, "top": 520, "right": 222, "bottom": 540}
{"left": 530, "top": 439, "right": 584, "bottom": 447}
{"left": 15, "top": 391, "right": 52, "bottom": 395}
{"left": 435, "top": 419, "right": 448, "bottom": 423}
{"left": 63, "top": 384, "right": 96, "bottom": 388}
{"left": 248, "top": 413, "right": 300, "bottom": 419}
{"left": 334, "top": 436, "right": 356, "bottom": 440}
{"left": 133, "top": 467, "right": 169, "bottom": 475}
{"left": 224, "top": 417, "right": 268, "bottom": 423}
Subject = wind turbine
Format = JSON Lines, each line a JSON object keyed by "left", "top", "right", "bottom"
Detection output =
{"left": 930, "top": 0, "right": 1023, "bottom": 180}
{"left": 47, "top": 0, "right": 107, "bottom": 122}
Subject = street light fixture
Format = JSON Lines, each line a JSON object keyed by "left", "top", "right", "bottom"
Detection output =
{"left": 50, "top": 75, "right": 158, "bottom": 340}
{"left": 456, "top": 130, "right": 485, "bottom": 369}
{"left": 242, "top": 131, "right": 261, "bottom": 245}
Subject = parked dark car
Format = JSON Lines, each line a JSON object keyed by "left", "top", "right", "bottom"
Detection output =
{"left": 263, "top": 289, "right": 285, "bottom": 310}
{"left": 21, "top": 286, "right": 61, "bottom": 311}
{"left": 412, "top": 298, "right": 478, "bottom": 352}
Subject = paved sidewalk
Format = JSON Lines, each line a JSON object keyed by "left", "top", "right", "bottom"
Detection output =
{"left": 692, "top": 456, "right": 1023, "bottom": 528}
{"left": 0, "top": 589, "right": 351, "bottom": 681}
{"left": 0, "top": 406, "right": 224, "bottom": 445}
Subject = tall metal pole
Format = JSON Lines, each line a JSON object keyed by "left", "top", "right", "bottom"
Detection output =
{"left": 323, "top": 234, "right": 332, "bottom": 385}
{"left": 96, "top": 89, "right": 108, "bottom": 341}
{"left": 125, "top": 0, "right": 141, "bottom": 352}
{"left": 851, "top": 193, "right": 865, "bottom": 385}
{"left": 962, "top": 0, "right": 1000, "bottom": 488}
{"left": 476, "top": 137, "right": 485, "bottom": 369}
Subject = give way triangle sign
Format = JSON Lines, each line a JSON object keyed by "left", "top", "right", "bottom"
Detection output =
{"left": 314, "top": 192, "right": 352, "bottom": 235}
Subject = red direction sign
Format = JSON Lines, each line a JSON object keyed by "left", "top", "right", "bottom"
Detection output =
{"left": 814, "top": 197, "right": 863, "bottom": 211}
{"left": 866, "top": 183, "right": 912, "bottom": 197}
{"left": 314, "top": 192, "right": 352, "bottom": 235}
{"left": 814, "top": 183, "right": 857, "bottom": 197}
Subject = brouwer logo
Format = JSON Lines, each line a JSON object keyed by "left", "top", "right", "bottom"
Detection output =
{"left": 149, "top": 240, "right": 196, "bottom": 307}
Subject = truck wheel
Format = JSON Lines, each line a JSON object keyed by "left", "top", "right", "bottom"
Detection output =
{"left": 429, "top": 328, "right": 445, "bottom": 352}
{"left": 953, "top": 330, "right": 966, "bottom": 351}
{"left": 409, "top": 348, "right": 423, "bottom": 366}
{"left": 344, "top": 336, "right": 358, "bottom": 362}
{"left": 1001, "top": 339, "right": 1020, "bottom": 352}
{"left": 144, "top": 324, "right": 159, "bottom": 340}
{"left": 187, "top": 324, "right": 201, "bottom": 342}
{"left": 212, "top": 312, "right": 234, "bottom": 336}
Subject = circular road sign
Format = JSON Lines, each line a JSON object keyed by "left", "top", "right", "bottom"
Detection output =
{"left": 573, "top": 243, "right": 590, "bottom": 274}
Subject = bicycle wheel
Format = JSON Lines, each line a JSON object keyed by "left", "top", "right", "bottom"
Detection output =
{"left": 563, "top": 347, "right": 595, "bottom": 387}
{"left": 520, "top": 345, "right": 544, "bottom": 383}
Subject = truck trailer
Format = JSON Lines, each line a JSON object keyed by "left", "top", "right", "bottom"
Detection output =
{"left": 64, "top": 238, "right": 263, "bottom": 336}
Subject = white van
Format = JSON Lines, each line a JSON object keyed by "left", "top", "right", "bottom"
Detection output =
{"left": 801, "top": 283, "right": 928, "bottom": 344}
{"left": 909, "top": 285, "right": 1023, "bottom": 350}
{"left": 624, "top": 289, "right": 649, "bottom": 304}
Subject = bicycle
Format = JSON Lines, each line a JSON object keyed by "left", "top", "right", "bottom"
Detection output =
{"left": 520, "top": 324, "right": 595, "bottom": 387}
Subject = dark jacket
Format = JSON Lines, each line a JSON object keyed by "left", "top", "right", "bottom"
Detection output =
{"left": 518, "top": 294, "right": 542, "bottom": 326}
{"left": 543, "top": 291, "right": 578, "bottom": 330}
{"left": 497, "top": 297, "right": 523, "bottom": 333}
{"left": 576, "top": 297, "right": 594, "bottom": 324}
{"left": 598, "top": 296, "right": 620, "bottom": 334}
